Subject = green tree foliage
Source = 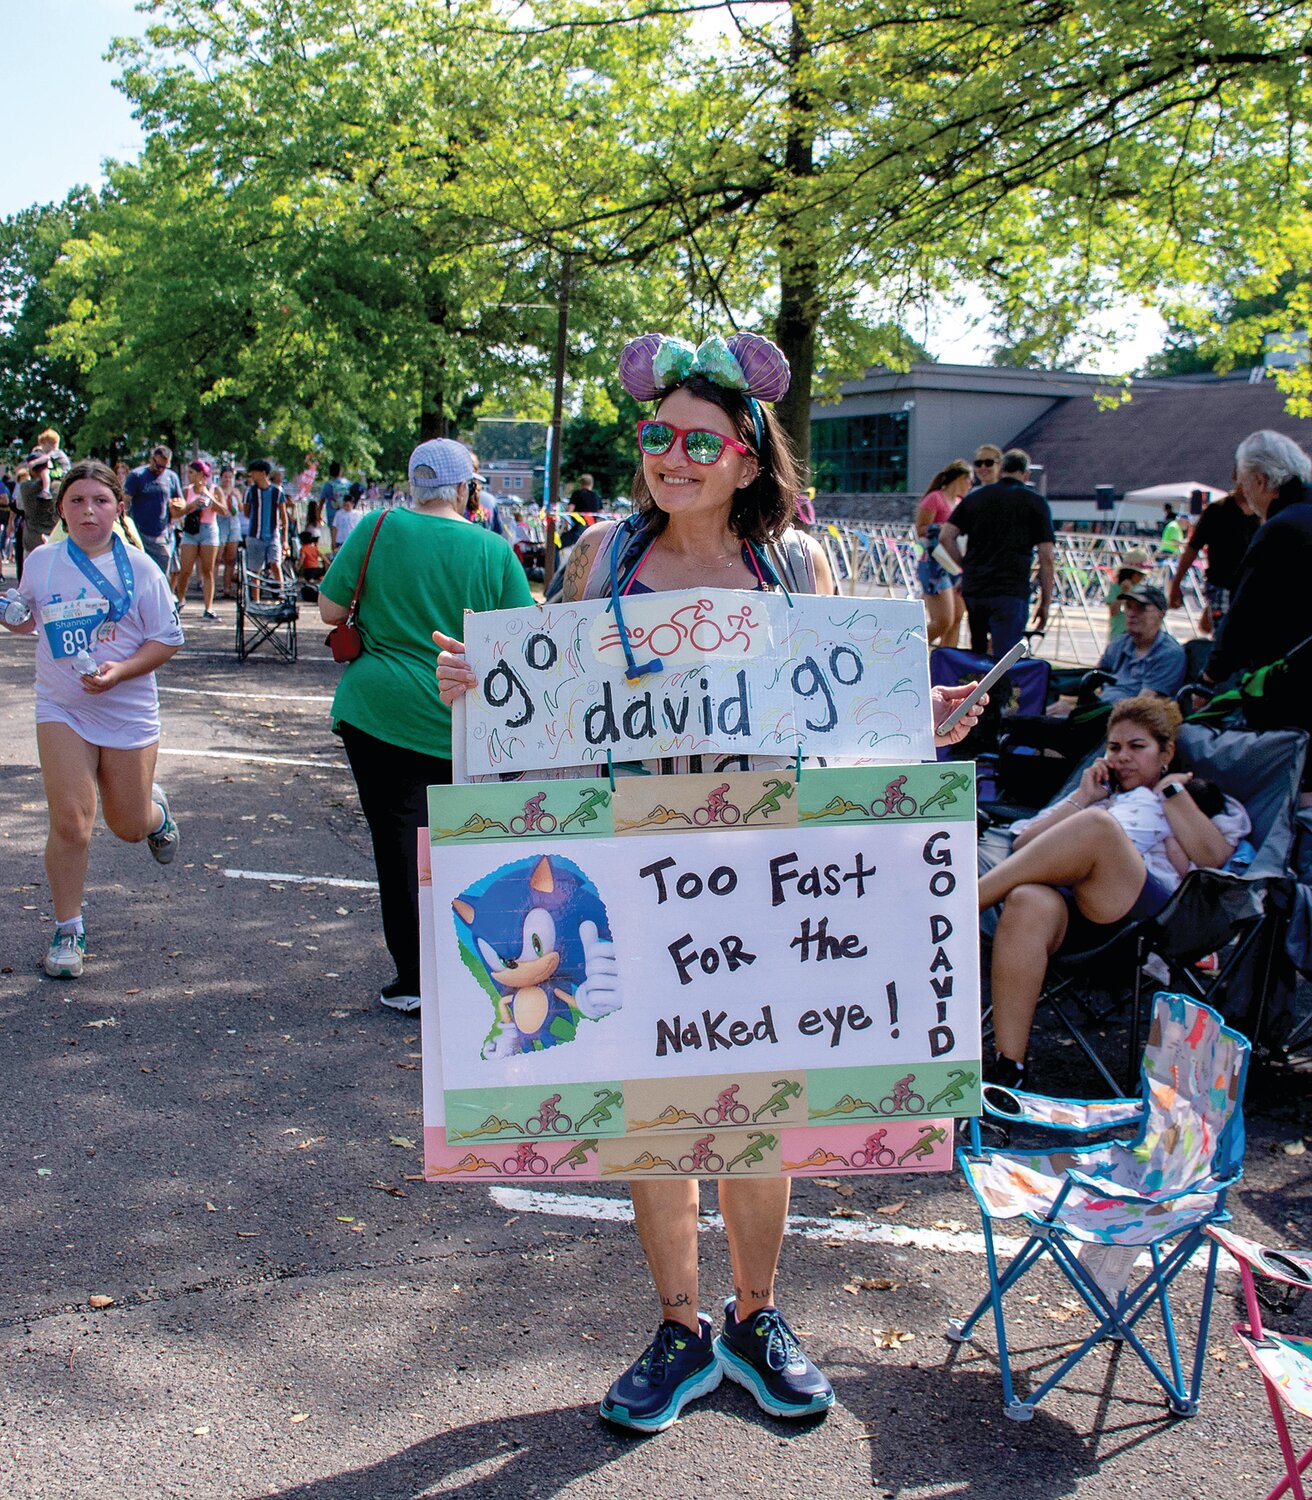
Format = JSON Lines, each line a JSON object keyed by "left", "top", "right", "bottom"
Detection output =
{"left": 0, "top": 193, "right": 97, "bottom": 453}
{"left": 19, "top": 0, "right": 1312, "bottom": 471}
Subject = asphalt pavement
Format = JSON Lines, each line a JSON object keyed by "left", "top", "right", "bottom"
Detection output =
{"left": 2, "top": 598, "right": 1310, "bottom": 1500}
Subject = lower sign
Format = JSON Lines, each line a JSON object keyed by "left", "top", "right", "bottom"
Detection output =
{"left": 420, "top": 764, "right": 980, "bottom": 1179}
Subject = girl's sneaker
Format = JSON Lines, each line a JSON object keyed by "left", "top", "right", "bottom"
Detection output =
{"left": 147, "top": 784, "right": 180, "bottom": 864}
{"left": 45, "top": 927, "right": 86, "bottom": 979}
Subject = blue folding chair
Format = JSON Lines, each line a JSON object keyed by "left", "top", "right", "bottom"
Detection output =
{"left": 948, "top": 993, "right": 1250, "bottom": 1421}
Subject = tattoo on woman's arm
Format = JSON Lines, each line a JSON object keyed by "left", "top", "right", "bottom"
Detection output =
{"left": 559, "top": 536, "right": 595, "bottom": 602}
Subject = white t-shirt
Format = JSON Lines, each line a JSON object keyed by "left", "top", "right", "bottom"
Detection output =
{"left": 19, "top": 539, "right": 185, "bottom": 749}
{"left": 1012, "top": 781, "right": 1252, "bottom": 893}
{"left": 333, "top": 509, "right": 361, "bottom": 545}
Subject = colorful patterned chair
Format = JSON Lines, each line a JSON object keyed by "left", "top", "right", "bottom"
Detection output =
{"left": 1208, "top": 1226, "right": 1312, "bottom": 1500}
{"left": 948, "top": 993, "right": 1250, "bottom": 1421}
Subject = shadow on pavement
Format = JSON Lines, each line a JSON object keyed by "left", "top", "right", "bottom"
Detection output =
{"left": 254, "top": 1402, "right": 618, "bottom": 1500}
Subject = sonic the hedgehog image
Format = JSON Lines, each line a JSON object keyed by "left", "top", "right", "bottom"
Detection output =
{"left": 453, "top": 854, "right": 621, "bottom": 1059}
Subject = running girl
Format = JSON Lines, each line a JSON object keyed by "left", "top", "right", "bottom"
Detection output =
{"left": 3, "top": 460, "right": 184, "bottom": 979}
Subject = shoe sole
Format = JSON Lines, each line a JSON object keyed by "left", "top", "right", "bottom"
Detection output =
{"left": 599, "top": 1360, "right": 723, "bottom": 1434}
{"left": 44, "top": 958, "right": 83, "bottom": 979}
{"left": 714, "top": 1338, "right": 834, "bottom": 1419}
{"left": 378, "top": 993, "right": 421, "bottom": 1013}
{"left": 148, "top": 784, "right": 179, "bottom": 864}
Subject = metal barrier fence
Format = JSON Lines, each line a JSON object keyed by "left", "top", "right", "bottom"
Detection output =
{"left": 815, "top": 522, "right": 1206, "bottom": 667}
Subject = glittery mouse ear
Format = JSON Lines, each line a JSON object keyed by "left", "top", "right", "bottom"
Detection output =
{"left": 618, "top": 333, "right": 668, "bottom": 402}
{"left": 725, "top": 333, "right": 791, "bottom": 403}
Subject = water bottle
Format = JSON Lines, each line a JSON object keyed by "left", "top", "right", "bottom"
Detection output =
{"left": 2, "top": 589, "right": 30, "bottom": 626}
{"left": 74, "top": 649, "right": 100, "bottom": 679}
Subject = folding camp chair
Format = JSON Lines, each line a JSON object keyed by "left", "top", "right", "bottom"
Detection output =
{"left": 949, "top": 993, "right": 1250, "bottom": 1422}
{"left": 1208, "top": 1226, "right": 1312, "bottom": 1500}
{"left": 930, "top": 645, "right": 1050, "bottom": 785}
{"left": 235, "top": 546, "right": 299, "bottom": 662}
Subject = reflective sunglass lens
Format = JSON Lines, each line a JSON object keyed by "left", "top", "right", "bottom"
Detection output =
{"left": 684, "top": 430, "right": 726, "bottom": 464}
{"left": 639, "top": 422, "right": 675, "bottom": 455}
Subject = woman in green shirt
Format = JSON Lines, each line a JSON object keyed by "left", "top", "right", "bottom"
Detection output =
{"left": 319, "top": 439, "right": 533, "bottom": 1012}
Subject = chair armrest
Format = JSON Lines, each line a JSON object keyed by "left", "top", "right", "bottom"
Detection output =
{"left": 982, "top": 1085, "right": 1145, "bottom": 1133}
{"left": 1064, "top": 1167, "right": 1242, "bottom": 1204}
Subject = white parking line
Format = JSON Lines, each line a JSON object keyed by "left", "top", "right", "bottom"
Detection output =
{"left": 159, "top": 686, "right": 336, "bottom": 704}
{"left": 157, "top": 747, "right": 337, "bottom": 767}
{"left": 489, "top": 1186, "right": 1025, "bottom": 1258}
{"left": 224, "top": 868, "right": 379, "bottom": 890}
{"left": 488, "top": 1186, "right": 1218, "bottom": 1273}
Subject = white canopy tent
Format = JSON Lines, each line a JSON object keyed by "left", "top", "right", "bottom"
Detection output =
{"left": 1122, "top": 480, "right": 1229, "bottom": 508}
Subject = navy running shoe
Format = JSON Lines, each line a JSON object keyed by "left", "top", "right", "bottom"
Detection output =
{"left": 714, "top": 1299, "right": 834, "bottom": 1419}
{"left": 600, "top": 1316, "right": 722, "bottom": 1433}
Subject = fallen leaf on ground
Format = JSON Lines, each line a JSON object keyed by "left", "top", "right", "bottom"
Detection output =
{"left": 872, "top": 1328, "right": 916, "bottom": 1348}
{"left": 843, "top": 1277, "right": 898, "bottom": 1295}
{"left": 815, "top": 1177, "right": 842, "bottom": 1189}
{"left": 88, "top": 1295, "right": 114, "bottom": 1309}
{"left": 290, "top": 1413, "right": 309, "bottom": 1424}
{"left": 192, "top": 1426, "right": 210, "bottom": 1437}
{"left": 83, "top": 1018, "right": 117, "bottom": 1029}
{"left": 235, "top": 1231, "right": 262, "bottom": 1238}
{"left": 335, "top": 907, "right": 349, "bottom": 916}
{"left": 295, "top": 1137, "right": 325, "bottom": 1150}
{"left": 124, "top": 988, "right": 141, "bottom": 996}
{"left": 335, "top": 1216, "right": 356, "bottom": 1224}
{"left": 830, "top": 1206, "right": 865, "bottom": 1218}
{"left": 368, "top": 1183, "right": 406, "bottom": 1197}
{"left": 390, "top": 1136, "right": 417, "bottom": 1149}
{"left": 875, "top": 1201, "right": 906, "bottom": 1217}
{"left": 1280, "top": 1139, "right": 1306, "bottom": 1156}
{"left": 932, "top": 1219, "right": 966, "bottom": 1233}
{"left": 204, "top": 1202, "right": 216, "bottom": 1212}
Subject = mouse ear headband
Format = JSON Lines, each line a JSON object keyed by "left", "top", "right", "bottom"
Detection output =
{"left": 618, "top": 332, "right": 791, "bottom": 445}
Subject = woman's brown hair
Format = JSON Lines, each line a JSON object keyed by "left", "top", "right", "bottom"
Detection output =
{"left": 922, "top": 459, "right": 971, "bottom": 498}
{"left": 1108, "top": 694, "right": 1183, "bottom": 750}
{"left": 630, "top": 375, "right": 801, "bottom": 544}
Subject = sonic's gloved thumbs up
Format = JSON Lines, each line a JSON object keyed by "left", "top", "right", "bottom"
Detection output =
{"left": 572, "top": 921, "right": 620, "bottom": 1019}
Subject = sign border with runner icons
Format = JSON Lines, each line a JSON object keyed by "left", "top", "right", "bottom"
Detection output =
{"left": 420, "top": 763, "right": 979, "bottom": 1180}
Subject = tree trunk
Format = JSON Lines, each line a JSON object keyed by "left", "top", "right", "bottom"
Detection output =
{"left": 772, "top": 2, "right": 817, "bottom": 478}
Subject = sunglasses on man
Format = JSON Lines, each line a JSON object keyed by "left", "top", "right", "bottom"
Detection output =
{"left": 636, "top": 419, "right": 752, "bottom": 467}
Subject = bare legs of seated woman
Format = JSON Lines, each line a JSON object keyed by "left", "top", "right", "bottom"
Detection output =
{"left": 979, "top": 808, "right": 1148, "bottom": 1086}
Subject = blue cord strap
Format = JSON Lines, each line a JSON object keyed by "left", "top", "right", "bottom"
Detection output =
{"left": 607, "top": 517, "right": 663, "bottom": 683}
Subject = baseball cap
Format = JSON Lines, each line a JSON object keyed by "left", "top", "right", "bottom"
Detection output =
{"left": 1120, "top": 547, "right": 1151, "bottom": 570}
{"left": 1121, "top": 583, "right": 1168, "bottom": 611}
{"left": 409, "top": 438, "right": 474, "bottom": 494}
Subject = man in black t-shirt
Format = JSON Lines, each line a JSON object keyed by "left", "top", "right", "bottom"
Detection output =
{"left": 1166, "top": 490, "right": 1258, "bottom": 634}
{"left": 938, "top": 448, "right": 1055, "bottom": 658}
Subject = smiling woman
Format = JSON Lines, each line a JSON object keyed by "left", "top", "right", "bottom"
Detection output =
{"left": 434, "top": 327, "right": 988, "bottom": 1438}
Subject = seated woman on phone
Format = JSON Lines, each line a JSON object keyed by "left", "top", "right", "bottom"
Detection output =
{"left": 979, "top": 695, "right": 1250, "bottom": 1095}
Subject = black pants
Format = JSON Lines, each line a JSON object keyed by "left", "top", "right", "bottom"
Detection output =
{"left": 339, "top": 722, "right": 452, "bottom": 993}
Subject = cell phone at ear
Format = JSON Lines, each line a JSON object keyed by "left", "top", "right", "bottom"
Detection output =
{"left": 934, "top": 638, "right": 1030, "bottom": 736}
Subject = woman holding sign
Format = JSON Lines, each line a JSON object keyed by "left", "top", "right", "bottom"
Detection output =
{"left": 2, "top": 461, "right": 183, "bottom": 980}
{"left": 437, "top": 331, "right": 984, "bottom": 1434}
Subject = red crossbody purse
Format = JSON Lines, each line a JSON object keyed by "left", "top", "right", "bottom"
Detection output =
{"left": 325, "top": 512, "right": 388, "bottom": 663}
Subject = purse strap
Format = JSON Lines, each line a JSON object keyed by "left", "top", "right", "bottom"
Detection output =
{"left": 345, "top": 511, "right": 388, "bottom": 621}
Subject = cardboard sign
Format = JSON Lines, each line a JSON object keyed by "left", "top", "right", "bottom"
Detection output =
{"left": 420, "top": 764, "right": 979, "bottom": 1180}
{"left": 460, "top": 591, "right": 933, "bottom": 776}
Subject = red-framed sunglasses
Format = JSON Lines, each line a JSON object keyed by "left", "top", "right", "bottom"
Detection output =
{"left": 636, "top": 419, "right": 752, "bottom": 466}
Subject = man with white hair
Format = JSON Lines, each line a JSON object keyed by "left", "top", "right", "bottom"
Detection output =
{"left": 1203, "top": 429, "right": 1312, "bottom": 707}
